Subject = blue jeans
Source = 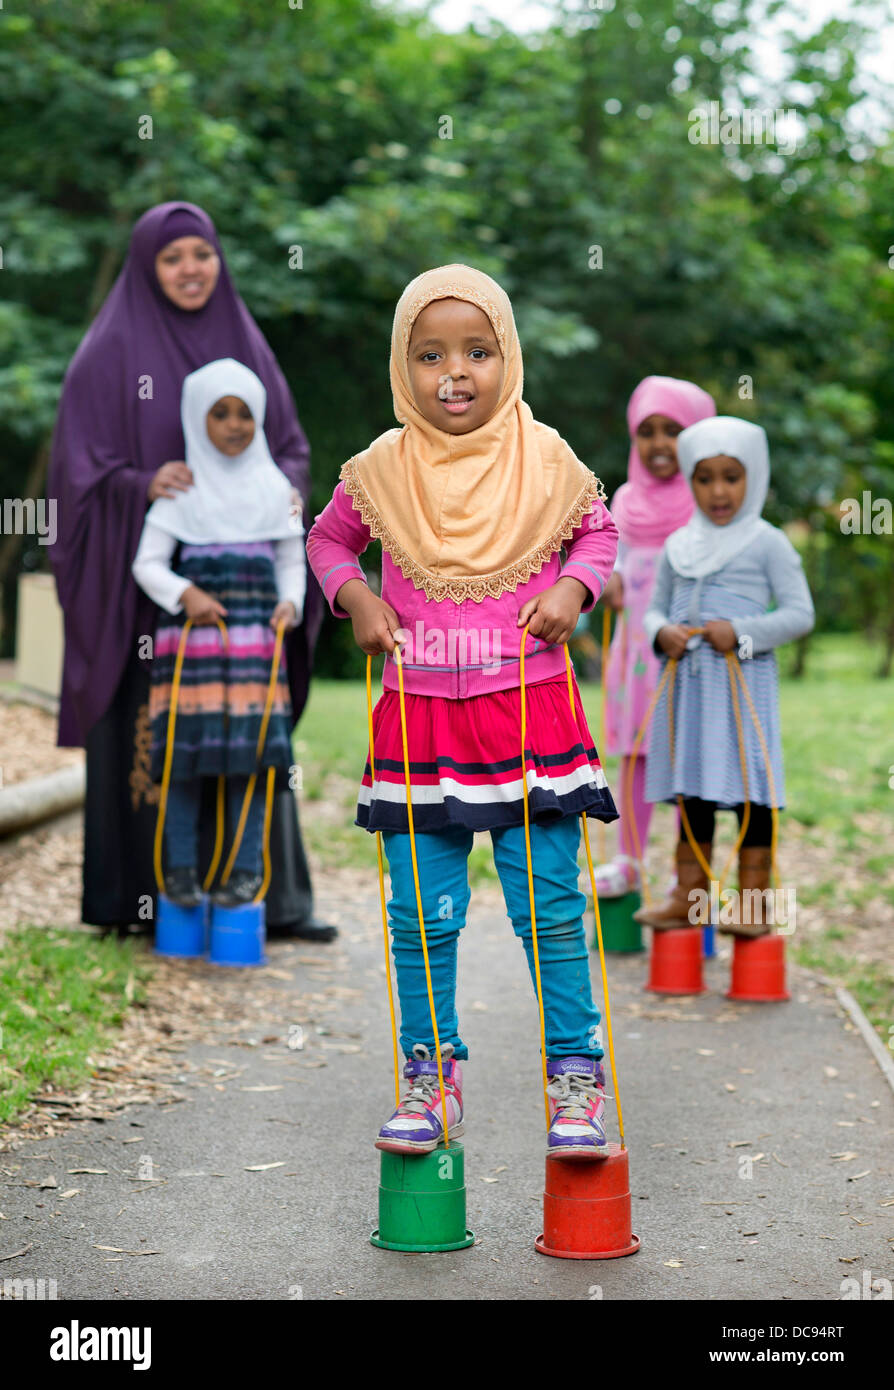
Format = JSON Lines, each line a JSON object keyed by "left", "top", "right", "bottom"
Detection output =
{"left": 165, "top": 777, "right": 265, "bottom": 876}
{"left": 383, "top": 818, "right": 603, "bottom": 1061}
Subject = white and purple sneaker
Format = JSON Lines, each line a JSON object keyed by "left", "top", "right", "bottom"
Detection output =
{"left": 375, "top": 1043, "right": 464, "bottom": 1155}
{"left": 546, "top": 1056, "right": 609, "bottom": 1160}
{"left": 593, "top": 855, "right": 640, "bottom": 899}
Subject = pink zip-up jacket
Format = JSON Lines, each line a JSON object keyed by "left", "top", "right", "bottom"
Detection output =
{"left": 306, "top": 482, "right": 618, "bottom": 699}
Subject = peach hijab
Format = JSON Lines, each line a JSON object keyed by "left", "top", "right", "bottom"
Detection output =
{"left": 340, "top": 264, "right": 605, "bottom": 603}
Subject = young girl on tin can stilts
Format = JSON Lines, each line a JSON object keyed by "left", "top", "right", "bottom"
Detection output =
{"left": 307, "top": 266, "right": 620, "bottom": 1159}
{"left": 634, "top": 416, "right": 814, "bottom": 934}
{"left": 595, "top": 376, "right": 716, "bottom": 898}
{"left": 132, "top": 359, "right": 305, "bottom": 907}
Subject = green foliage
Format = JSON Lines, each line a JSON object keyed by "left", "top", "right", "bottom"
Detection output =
{"left": 1, "top": 0, "right": 891, "bottom": 666}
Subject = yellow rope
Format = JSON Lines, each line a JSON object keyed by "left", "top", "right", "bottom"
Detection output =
{"left": 623, "top": 628, "right": 780, "bottom": 906}
{"left": 670, "top": 650, "right": 751, "bottom": 893}
{"left": 730, "top": 659, "right": 781, "bottom": 888}
{"left": 519, "top": 626, "right": 553, "bottom": 1132}
{"left": 201, "top": 777, "right": 227, "bottom": 894}
{"left": 220, "top": 618, "right": 287, "bottom": 898}
{"left": 255, "top": 766, "right": 278, "bottom": 905}
{"left": 367, "top": 655, "right": 401, "bottom": 1111}
{"left": 563, "top": 645, "right": 626, "bottom": 1148}
{"left": 393, "top": 642, "right": 450, "bottom": 1145}
{"left": 154, "top": 616, "right": 229, "bottom": 896}
{"left": 154, "top": 615, "right": 283, "bottom": 907}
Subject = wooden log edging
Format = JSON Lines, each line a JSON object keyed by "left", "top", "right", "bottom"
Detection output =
{"left": 0, "top": 765, "right": 86, "bottom": 837}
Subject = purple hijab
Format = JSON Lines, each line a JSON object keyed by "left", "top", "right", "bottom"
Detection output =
{"left": 49, "top": 201, "right": 322, "bottom": 746}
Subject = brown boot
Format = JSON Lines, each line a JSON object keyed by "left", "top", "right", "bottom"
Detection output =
{"left": 634, "top": 841, "right": 712, "bottom": 930}
{"left": 719, "top": 846, "right": 772, "bottom": 938}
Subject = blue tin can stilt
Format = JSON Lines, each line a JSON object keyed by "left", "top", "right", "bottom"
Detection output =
{"left": 155, "top": 894, "right": 208, "bottom": 958}
{"left": 702, "top": 923, "right": 717, "bottom": 958}
{"left": 209, "top": 900, "right": 266, "bottom": 966}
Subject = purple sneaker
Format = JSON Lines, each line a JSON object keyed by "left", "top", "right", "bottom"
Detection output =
{"left": 546, "top": 1056, "right": 609, "bottom": 1160}
{"left": 374, "top": 1044, "right": 464, "bottom": 1154}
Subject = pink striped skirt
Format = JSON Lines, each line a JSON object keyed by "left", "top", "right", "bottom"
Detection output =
{"left": 358, "top": 677, "right": 618, "bottom": 834}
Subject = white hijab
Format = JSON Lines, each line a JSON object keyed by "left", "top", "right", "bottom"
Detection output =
{"left": 146, "top": 358, "right": 298, "bottom": 544}
{"left": 666, "top": 416, "right": 772, "bottom": 579}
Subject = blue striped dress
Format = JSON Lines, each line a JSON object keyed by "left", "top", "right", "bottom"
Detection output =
{"left": 644, "top": 580, "right": 785, "bottom": 809}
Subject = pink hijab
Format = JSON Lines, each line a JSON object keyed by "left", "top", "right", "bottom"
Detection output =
{"left": 610, "top": 375, "right": 716, "bottom": 549}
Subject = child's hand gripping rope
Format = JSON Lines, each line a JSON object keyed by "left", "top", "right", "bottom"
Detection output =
{"left": 338, "top": 579, "right": 402, "bottom": 655}
{"left": 517, "top": 576, "right": 590, "bottom": 646}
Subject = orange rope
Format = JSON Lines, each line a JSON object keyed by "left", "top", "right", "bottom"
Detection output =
{"left": 563, "top": 645, "right": 625, "bottom": 1148}
{"left": 519, "top": 626, "right": 551, "bottom": 1131}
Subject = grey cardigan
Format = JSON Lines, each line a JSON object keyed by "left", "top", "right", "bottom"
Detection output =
{"left": 643, "top": 525, "right": 815, "bottom": 655}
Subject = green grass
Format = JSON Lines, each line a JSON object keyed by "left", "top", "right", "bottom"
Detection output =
{"left": 0, "top": 927, "right": 151, "bottom": 1125}
{"left": 297, "top": 633, "right": 893, "bottom": 1034}
{"left": 788, "top": 934, "right": 894, "bottom": 1033}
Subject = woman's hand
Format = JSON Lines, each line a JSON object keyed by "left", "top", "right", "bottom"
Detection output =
{"left": 148, "top": 461, "right": 194, "bottom": 501}
{"left": 181, "top": 585, "right": 227, "bottom": 626}
{"left": 701, "top": 619, "right": 737, "bottom": 653}
{"left": 601, "top": 572, "right": 625, "bottom": 612}
{"left": 518, "top": 577, "right": 588, "bottom": 646}
{"left": 336, "top": 579, "right": 402, "bottom": 655}
{"left": 657, "top": 623, "right": 690, "bottom": 659}
{"left": 270, "top": 600, "right": 298, "bottom": 631}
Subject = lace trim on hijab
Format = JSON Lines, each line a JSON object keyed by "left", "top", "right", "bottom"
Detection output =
{"left": 340, "top": 457, "right": 606, "bottom": 604}
{"left": 399, "top": 282, "right": 509, "bottom": 357}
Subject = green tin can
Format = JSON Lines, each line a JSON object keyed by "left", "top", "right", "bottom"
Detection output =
{"left": 370, "top": 1141, "right": 475, "bottom": 1252}
{"left": 594, "top": 891, "right": 644, "bottom": 953}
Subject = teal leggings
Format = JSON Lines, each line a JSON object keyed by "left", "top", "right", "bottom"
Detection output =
{"left": 383, "top": 817, "right": 603, "bottom": 1061}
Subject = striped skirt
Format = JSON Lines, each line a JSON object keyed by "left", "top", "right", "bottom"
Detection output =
{"left": 149, "top": 541, "right": 293, "bottom": 783}
{"left": 358, "top": 677, "right": 618, "bottom": 834}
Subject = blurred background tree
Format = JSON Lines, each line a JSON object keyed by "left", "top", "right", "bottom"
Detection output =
{"left": 1, "top": 0, "right": 890, "bottom": 675}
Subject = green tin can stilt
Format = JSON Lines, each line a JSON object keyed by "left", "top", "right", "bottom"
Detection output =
{"left": 371, "top": 1142, "right": 475, "bottom": 1252}
{"left": 594, "top": 891, "right": 644, "bottom": 953}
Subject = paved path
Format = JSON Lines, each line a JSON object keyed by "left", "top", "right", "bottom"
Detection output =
{"left": 2, "top": 888, "right": 892, "bottom": 1301}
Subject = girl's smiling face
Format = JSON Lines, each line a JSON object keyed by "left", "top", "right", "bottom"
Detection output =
{"left": 206, "top": 395, "right": 255, "bottom": 455}
{"left": 691, "top": 454, "right": 747, "bottom": 525}
{"left": 407, "top": 298, "right": 504, "bottom": 434}
{"left": 634, "top": 413, "right": 683, "bottom": 478}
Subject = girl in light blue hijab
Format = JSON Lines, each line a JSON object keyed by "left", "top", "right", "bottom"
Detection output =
{"left": 635, "top": 416, "right": 815, "bottom": 938}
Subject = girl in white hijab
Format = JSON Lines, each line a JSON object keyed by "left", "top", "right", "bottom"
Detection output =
{"left": 635, "top": 416, "right": 814, "bottom": 936}
{"left": 132, "top": 359, "right": 305, "bottom": 907}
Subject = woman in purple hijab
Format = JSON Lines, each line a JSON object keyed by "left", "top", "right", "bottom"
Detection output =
{"left": 48, "top": 201, "right": 333, "bottom": 940}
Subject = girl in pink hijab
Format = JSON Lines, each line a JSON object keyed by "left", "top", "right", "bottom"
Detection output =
{"left": 598, "top": 376, "right": 716, "bottom": 892}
